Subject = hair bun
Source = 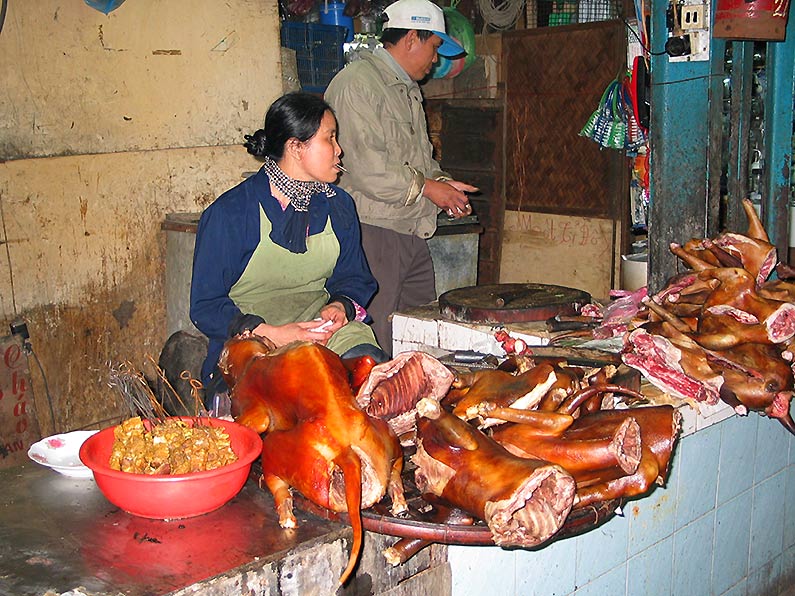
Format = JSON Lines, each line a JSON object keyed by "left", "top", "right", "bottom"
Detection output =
{"left": 243, "top": 129, "right": 269, "bottom": 157}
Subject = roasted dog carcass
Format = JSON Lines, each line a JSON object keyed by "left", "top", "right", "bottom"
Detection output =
{"left": 412, "top": 398, "right": 576, "bottom": 548}
{"left": 622, "top": 198, "right": 795, "bottom": 433}
{"left": 219, "top": 336, "right": 407, "bottom": 584}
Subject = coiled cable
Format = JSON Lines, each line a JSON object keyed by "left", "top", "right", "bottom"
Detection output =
{"left": 477, "top": 0, "right": 526, "bottom": 31}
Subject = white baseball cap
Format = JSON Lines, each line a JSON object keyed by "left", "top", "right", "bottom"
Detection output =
{"left": 383, "top": 0, "right": 465, "bottom": 58}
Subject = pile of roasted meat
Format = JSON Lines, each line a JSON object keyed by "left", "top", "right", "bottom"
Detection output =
{"left": 615, "top": 199, "right": 795, "bottom": 433}
{"left": 109, "top": 416, "right": 237, "bottom": 474}
{"left": 208, "top": 198, "right": 794, "bottom": 583}
{"left": 219, "top": 334, "right": 679, "bottom": 584}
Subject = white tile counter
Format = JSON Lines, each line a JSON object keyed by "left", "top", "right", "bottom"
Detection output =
{"left": 391, "top": 303, "right": 553, "bottom": 357}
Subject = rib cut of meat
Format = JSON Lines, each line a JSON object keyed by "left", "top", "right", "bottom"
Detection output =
{"left": 622, "top": 328, "right": 722, "bottom": 403}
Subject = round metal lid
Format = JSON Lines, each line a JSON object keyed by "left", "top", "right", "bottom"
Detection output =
{"left": 439, "top": 283, "right": 592, "bottom": 324}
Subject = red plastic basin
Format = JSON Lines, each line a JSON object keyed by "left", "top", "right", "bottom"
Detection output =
{"left": 80, "top": 417, "right": 262, "bottom": 519}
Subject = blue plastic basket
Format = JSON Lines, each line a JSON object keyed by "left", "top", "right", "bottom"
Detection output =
{"left": 281, "top": 22, "right": 347, "bottom": 93}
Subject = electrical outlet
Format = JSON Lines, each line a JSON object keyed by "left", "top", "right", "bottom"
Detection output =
{"left": 668, "top": 1, "right": 710, "bottom": 62}
{"left": 681, "top": 4, "right": 706, "bottom": 30}
{"left": 9, "top": 318, "right": 29, "bottom": 341}
{"left": 668, "top": 29, "right": 710, "bottom": 62}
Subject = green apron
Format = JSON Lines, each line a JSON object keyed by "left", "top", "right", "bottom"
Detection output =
{"left": 228, "top": 205, "right": 377, "bottom": 355}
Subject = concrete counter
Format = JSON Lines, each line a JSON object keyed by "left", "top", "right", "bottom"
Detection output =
{"left": 0, "top": 464, "right": 449, "bottom": 596}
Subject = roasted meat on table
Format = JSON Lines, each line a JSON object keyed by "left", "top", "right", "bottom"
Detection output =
{"left": 221, "top": 334, "right": 683, "bottom": 572}
{"left": 412, "top": 397, "right": 577, "bottom": 548}
{"left": 490, "top": 404, "right": 680, "bottom": 508}
{"left": 219, "top": 335, "right": 407, "bottom": 585}
{"left": 445, "top": 363, "right": 560, "bottom": 425}
{"left": 621, "top": 198, "right": 795, "bottom": 434}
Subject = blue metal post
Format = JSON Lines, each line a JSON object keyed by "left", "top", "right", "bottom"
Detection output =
{"left": 648, "top": 0, "right": 715, "bottom": 291}
{"left": 763, "top": 17, "right": 795, "bottom": 257}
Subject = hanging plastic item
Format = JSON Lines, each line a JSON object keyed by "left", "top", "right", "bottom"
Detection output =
{"left": 579, "top": 79, "right": 628, "bottom": 151}
{"left": 84, "top": 0, "right": 127, "bottom": 14}
{"left": 629, "top": 56, "right": 650, "bottom": 133}
{"left": 580, "top": 76, "right": 647, "bottom": 152}
{"left": 431, "top": 2, "right": 476, "bottom": 80}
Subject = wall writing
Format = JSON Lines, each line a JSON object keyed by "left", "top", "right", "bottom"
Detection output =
{"left": 0, "top": 335, "right": 41, "bottom": 468}
{"left": 506, "top": 210, "right": 613, "bottom": 250}
{"left": 500, "top": 211, "right": 616, "bottom": 299}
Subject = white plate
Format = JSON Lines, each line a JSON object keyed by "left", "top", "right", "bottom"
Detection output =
{"left": 27, "top": 430, "right": 100, "bottom": 478}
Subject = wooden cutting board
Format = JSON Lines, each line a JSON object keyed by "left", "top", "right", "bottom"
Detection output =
{"left": 439, "top": 283, "right": 591, "bottom": 324}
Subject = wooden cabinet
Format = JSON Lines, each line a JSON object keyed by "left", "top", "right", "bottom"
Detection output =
{"left": 426, "top": 99, "right": 504, "bottom": 285}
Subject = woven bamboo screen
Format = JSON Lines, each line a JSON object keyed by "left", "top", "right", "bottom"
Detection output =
{"left": 503, "top": 20, "right": 628, "bottom": 218}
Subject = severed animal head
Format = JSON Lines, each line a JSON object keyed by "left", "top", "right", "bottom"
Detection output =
{"left": 355, "top": 351, "right": 455, "bottom": 439}
{"left": 217, "top": 331, "right": 277, "bottom": 391}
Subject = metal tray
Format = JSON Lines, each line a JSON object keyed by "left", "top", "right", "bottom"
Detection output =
{"left": 292, "top": 449, "right": 622, "bottom": 546}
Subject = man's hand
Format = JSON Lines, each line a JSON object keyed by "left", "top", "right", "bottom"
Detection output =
{"left": 423, "top": 178, "right": 479, "bottom": 219}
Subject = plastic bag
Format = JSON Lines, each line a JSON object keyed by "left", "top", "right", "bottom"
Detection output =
{"left": 84, "top": 0, "right": 127, "bottom": 14}
{"left": 580, "top": 79, "right": 626, "bottom": 150}
{"left": 580, "top": 77, "right": 645, "bottom": 151}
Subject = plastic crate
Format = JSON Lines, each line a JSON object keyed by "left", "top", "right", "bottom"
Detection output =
{"left": 281, "top": 22, "right": 347, "bottom": 93}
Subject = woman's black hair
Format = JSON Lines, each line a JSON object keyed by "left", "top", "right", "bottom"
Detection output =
{"left": 244, "top": 92, "right": 333, "bottom": 160}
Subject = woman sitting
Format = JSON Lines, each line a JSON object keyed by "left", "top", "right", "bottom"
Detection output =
{"left": 190, "top": 92, "right": 385, "bottom": 408}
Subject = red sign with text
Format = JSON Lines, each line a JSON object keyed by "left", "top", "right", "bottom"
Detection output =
{"left": 0, "top": 335, "right": 41, "bottom": 468}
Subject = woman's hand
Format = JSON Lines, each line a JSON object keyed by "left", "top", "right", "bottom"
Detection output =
{"left": 251, "top": 321, "right": 335, "bottom": 347}
{"left": 250, "top": 303, "right": 347, "bottom": 347}
{"left": 319, "top": 302, "right": 348, "bottom": 330}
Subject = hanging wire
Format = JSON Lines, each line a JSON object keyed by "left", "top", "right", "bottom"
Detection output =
{"left": 622, "top": 16, "right": 667, "bottom": 57}
{"left": 477, "top": 0, "right": 526, "bottom": 31}
{"left": 27, "top": 346, "right": 58, "bottom": 435}
{"left": 626, "top": 0, "right": 667, "bottom": 58}
{"left": 0, "top": 0, "right": 7, "bottom": 36}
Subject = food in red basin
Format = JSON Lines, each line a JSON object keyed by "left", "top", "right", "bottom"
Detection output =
{"left": 79, "top": 417, "right": 262, "bottom": 519}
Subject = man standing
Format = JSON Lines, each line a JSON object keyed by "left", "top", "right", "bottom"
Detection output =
{"left": 325, "top": 0, "right": 477, "bottom": 354}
